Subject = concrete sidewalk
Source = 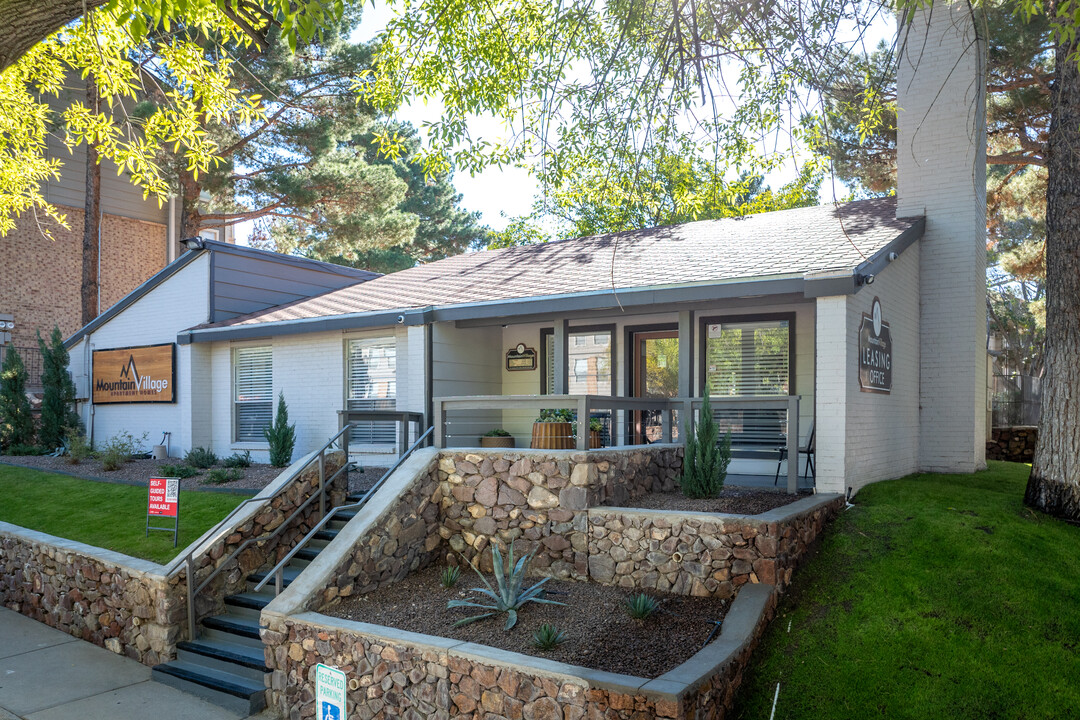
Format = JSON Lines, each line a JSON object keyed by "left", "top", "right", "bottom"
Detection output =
{"left": 0, "top": 608, "right": 275, "bottom": 720}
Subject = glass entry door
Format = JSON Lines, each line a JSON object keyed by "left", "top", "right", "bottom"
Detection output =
{"left": 631, "top": 330, "right": 679, "bottom": 444}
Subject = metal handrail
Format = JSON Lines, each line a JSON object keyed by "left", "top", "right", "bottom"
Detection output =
{"left": 176, "top": 423, "right": 354, "bottom": 641}
{"left": 253, "top": 426, "right": 434, "bottom": 595}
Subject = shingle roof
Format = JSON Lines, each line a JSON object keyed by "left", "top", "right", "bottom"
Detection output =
{"left": 194, "top": 197, "right": 917, "bottom": 330}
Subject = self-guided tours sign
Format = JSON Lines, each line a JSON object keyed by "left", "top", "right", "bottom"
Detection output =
{"left": 147, "top": 476, "right": 180, "bottom": 546}
{"left": 93, "top": 344, "right": 176, "bottom": 404}
{"left": 859, "top": 297, "right": 892, "bottom": 394}
{"left": 316, "top": 664, "right": 347, "bottom": 720}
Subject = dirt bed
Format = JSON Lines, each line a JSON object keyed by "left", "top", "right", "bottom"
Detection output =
{"left": 328, "top": 562, "right": 729, "bottom": 678}
{"left": 0, "top": 455, "right": 387, "bottom": 495}
{"left": 617, "top": 486, "right": 810, "bottom": 515}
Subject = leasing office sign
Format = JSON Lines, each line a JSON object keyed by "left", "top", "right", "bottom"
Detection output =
{"left": 859, "top": 297, "right": 892, "bottom": 394}
{"left": 92, "top": 344, "right": 176, "bottom": 403}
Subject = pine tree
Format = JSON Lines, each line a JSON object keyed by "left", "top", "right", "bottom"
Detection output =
{"left": 37, "top": 327, "right": 78, "bottom": 450}
{"left": 679, "top": 393, "right": 732, "bottom": 499}
{"left": 264, "top": 392, "right": 296, "bottom": 468}
{"left": 0, "top": 347, "right": 35, "bottom": 450}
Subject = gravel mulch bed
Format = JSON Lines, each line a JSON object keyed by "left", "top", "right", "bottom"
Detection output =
{"left": 617, "top": 486, "right": 812, "bottom": 515}
{"left": 0, "top": 454, "right": 387, "bottom": 496}
{"left": 328, "top": 562, "right": 729, "bottom": 678}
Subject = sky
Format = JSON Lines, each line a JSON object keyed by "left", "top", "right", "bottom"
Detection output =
{"left": 238, "top": 2, "right": 897, "bottom": 244}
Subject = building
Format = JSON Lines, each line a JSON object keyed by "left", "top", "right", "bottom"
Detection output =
{"left": 63, "top": 3, "right": 987, "bottom": 495}
{"left": 0, "top": 78, "right": 234, "bottom": 386}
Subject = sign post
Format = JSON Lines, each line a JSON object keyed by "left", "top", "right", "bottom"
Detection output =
{"left": 315, "top": 664, "right": 347, "bottom": 720}
{"left": 147, "top": 476, "right": 180, "bottom": 547}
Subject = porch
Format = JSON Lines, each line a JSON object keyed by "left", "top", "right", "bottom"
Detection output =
{"left": 429, "top": 393, "right": 811, "bottom": 493}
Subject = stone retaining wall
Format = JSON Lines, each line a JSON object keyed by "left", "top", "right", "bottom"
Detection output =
{"left": 586, "top": 495, "right": 844, "bottom": 598}
{"left": 308, "top": 454, "right": 443, "bottom": 611}
{"left": 986, "top": 426, "right": 1037, "bottom": 463}
{"left": 0, "top": 449, "right": 349, "bottom": 666}
{"left": 186, "top": 450, "right": 349, "bottom": 623}
{"left": 0, "top": 524, "right": 186, "bottom": 666}
{"left": 265, "top": 584, "right": 776, "bottom": 720}
{"left": 436, "top": 446, "right": 682, "bottom": 580}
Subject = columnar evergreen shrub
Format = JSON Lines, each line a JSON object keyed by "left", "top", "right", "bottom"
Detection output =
{"left": 679, "top": 393, "right": 732, "bottom": 499}
{"left": 264, "top": 392, "right": 296, "bottom": 468}
{"left": 0, "top": 347, "right": 35, "bottom": 450}
{"left": 37, "top": 327, "right": 79, "bottom": 450}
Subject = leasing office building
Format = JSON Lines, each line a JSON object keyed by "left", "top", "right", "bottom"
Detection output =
{"left": 64, "top": 5, "right": 989, "bottom": 495}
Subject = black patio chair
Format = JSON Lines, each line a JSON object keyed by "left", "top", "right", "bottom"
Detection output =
{"left": 774, "top": 422, "right": 815, "bottom": 486}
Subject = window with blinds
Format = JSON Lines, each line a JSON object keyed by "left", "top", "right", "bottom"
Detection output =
{"left": 704, "top": 319, "right": 790, "bottom": 448}
{"left": 346, "top": 337, "right": 397, "bottom": 445}
{"left": 233, "top": 346, "right": 273, "bottom": 443}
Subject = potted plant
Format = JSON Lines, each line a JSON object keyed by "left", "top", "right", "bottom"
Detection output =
{"left": 588, "top": 417, "right": 603, "bottom": 449}
{"left": 481, "top": 428, "right": 515, "bottom": 448}
{"left": 530, "top": 408, "right": 575, "bottom": 449}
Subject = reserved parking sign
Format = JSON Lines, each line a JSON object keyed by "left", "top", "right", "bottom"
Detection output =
{"left": 316, "top": 664, "right": 346, "bottom": 720}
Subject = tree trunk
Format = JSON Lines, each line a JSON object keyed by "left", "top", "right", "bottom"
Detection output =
{"left": 81, "top": 75, "right": 101, "bottom": 326}
{"left": 178, "top": 167, "right": 202, "bottom": 242}
{"left": 0, "top": 0, "right": 108, "bottom": 72}
{"left": 1026, "top": 10, "right": 1080, "bottom": 521}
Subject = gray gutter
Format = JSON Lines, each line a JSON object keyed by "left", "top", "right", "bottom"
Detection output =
{"left": 64, "top": 248, "right": 206, "bottom": 349}
{"left": 177, "top": 217, "right": 926, "bottom": 344}
{"left": 803, "top": 216, "right": 925, "bottom": 298}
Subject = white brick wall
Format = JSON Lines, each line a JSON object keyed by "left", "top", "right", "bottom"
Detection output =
{"left": 896, "top": 3, "right": 988, "bottom": 473}
{"left": 71, "top": 254, "right": 210, "bottom": 455}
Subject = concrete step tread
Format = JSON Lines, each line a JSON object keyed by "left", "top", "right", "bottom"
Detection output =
{"left": 248, "top": 566, "right": 301, "bottom": 588}
{"left": 177, "top": 639, "right": 269, "bottom": 672}
{"left": 225, "top": 592, "right": 272, "bottom": 611}
{"left": 152, "top": 660, "right": 265, "bottom": 698}
{"left": 201, "top": 613, "right": 263, "bottom": 640}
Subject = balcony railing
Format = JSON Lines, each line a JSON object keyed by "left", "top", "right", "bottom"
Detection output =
{"left": 433, "top": 394, "right": 802, "bottom": 493}
{"left": 337, "top": 409, "right": 426, "bottom": 455}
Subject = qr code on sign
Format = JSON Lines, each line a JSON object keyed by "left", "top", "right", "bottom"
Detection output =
{"left": 165, "top": 478, "right": 179, "bottom": 503}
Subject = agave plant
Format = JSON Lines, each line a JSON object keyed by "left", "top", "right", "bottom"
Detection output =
{"left": 448, "top": 542, "right": 564, "bottom": 630}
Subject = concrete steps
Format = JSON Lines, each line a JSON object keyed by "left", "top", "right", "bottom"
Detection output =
{"left": 150, "top": 472, "right": 373, "bottom": 715}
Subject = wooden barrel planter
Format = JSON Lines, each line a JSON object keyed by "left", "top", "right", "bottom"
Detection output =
{"left": 589, "top": 430, "right": 602, "bottom": 449}
{"left": 531, "top": 422, "right": 574, "bottom": 449}
{"left": 480, "top": 435, "right": 515, "bottom": 448}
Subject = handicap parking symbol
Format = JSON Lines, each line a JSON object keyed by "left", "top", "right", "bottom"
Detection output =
{"left": 321, "top": 701, "right": 341, "bottom": 720}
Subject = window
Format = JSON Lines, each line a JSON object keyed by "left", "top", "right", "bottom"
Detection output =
{"left": 542, "top": 327, "right": 613, "bottom": 394}
{"left": 346, "top": 337, "right": 397, "bottom": 445}
{"left": 704, "top": 319, "right": 790, "bottom": 396}
{"left": 702, "top": 317, "right": 791, "bottom": 448}
{"left": 233, "top": 346, "right": 272, "bottom": 442}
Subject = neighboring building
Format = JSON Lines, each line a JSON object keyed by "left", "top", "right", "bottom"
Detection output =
{"left": 0, "top": 79, "right": 233, "bottom": 385}
{"left": 63, "top": 3, "right": 988, "bottom": 496}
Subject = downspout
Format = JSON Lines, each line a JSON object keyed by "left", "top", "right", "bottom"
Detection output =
{"left": 167, "top": 196, "right": 177, "bottom": 263}
{"left": 84, "top": 333, "right": 95, "bottom": 447}
{"left": 96, "top": 202, "right": 103, "bottom": 316}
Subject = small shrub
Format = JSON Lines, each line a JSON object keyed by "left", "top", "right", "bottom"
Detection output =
{"left": 159, "top": 464, "right": 199, "bottom": 479}
{"left": 440, "top": 566, "right": 461, "bottom": 588}
{"left": 623, "top": 592, "right": 660, "bottom": 620}
{"left": 264, "top": 392, "right": 296, "bottom": 468}
{"left": 3, "top": 443, "right": 46, "bottom": 456}
{"left": 185, "top": 446, "right": 218, "bottom": 469}
{"left": 448, "top": 541, "right": 564, "bottom": 630}
{"left": 65, "top": 429, "right": 92, "bottom": 465}
{"left": 482, "top": 429, "right": 511, "bottom": 438}
{"left": 679, "top": 393, "right": 732, "bottom": 499}
{"left": 221, "top": 450, "right": 252, "bottom": 468}
{"left": 532, "top": 623, "right": 568, "bottom": 650}
{"left": 95, "top": 430, "right": 146, "bottom": 470}
{"left": 205, "top": 467, "right": 243, "bottom": 484}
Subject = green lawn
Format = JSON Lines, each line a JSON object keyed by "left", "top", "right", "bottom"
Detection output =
{"left": 0, "top": 465, "right": 249, "bottom": 564}
{"left": 732, "top": 461, "right": 1080, "bottom": 719}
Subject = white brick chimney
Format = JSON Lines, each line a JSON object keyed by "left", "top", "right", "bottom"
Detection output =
{"left": 896, "top": 2, "right": 988, "bottom": 472}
